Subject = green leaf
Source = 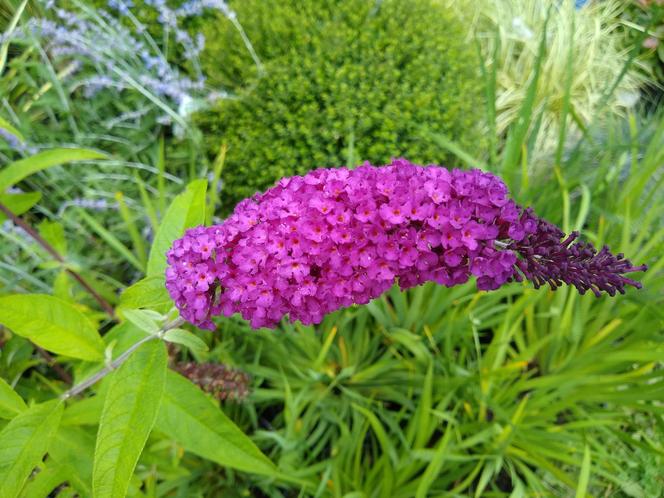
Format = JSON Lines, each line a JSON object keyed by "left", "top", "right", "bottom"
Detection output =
{"left": 92, "top": 340, "right": 167, "bottom": 498}
{"left": 37, "top": 220, "right": 67, "bottom": 256}
{"left": 0, "top": 399, "right": 64, "bottom": 498}
{"left": 119, "top": 276, "right": 172, "bottom": 312}
{"left": 50, "top": 425, "right": 95, "bottom": 496}
{"left": 163, "top": 328, "right": 208, "bottom": 352}
{"left": 0, "top": 294, "right": 104, "bottom": 361}
{"left": 0, "top": 0, "right": 28, "bottom": 75}
{"left": 0, "top": 116, "right": 24, "bottom": 142}
{"left": 415, "top": 427, "right": 456, "bottom": 498}
{"left": 0, "top": 148, "right": 106, "bottom": 192}
{"left": 0, "top": 192, "right": 41, "bottom": 222}
{"left": 121, "top": 309, "right": 160, "bottom": 335}
{"left": 77, "top": 209, "right": 144, "bottom": 272}
{"left": 427, "top": 132, "right": 486, "bottom": 170}
{"left": 575, "top": 445, "right": 591, "bottom": 498}
{"left": 500, "top": 7, "right": 551, "bottom": 191}
{"left": 147, "top": 179, "right": 207, "bottom": 277}
{"left": 18, "top": 462, "right": 67, "bottom": 498}
{"left": 0, "top": 378, "right": 26, "bottom": 420}
{"left": 155, "top": 370, "right": 276, "bottom": 476}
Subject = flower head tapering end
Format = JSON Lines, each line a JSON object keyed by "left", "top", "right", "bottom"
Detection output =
{"left": 165, "top": 159, "right": 647, "bottom": 330}
{"left": 507, "top": 209, "right": 647, "bottom": 297}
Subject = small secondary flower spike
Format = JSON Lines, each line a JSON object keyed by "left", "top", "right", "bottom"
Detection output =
{"left": 165, "top": 159, "right": 647, "bottom": 329}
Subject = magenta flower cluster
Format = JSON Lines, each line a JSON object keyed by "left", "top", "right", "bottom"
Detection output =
{"left": 165, "top": 159, "right": 646, "bottom": 330}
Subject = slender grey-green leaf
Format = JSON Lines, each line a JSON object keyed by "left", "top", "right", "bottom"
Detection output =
{"left": 155, "top": 370, "right": 276, "bottom": 476}
{"left": 92, "top": 340, "right": 167, "bottom": 498}
{"left": 0, "top": 294, "right": 104, "bottom": 361}
{"left": 0, "top": 399, "right": 64, "bottom": 498}
{"left": 121, "top": 309, "right": 160, "bottom": 335}
{"left": 163, "top": 328, "right": 208, "bottom": 352}
{"left": 147, "top": 179, "right": 207, "bottom": 277}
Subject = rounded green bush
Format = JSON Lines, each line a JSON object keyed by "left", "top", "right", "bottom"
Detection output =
{"left": 198, "top": 0, "right": 486, "bottom": 210}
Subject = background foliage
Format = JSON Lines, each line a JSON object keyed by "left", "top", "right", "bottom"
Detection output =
{"left": 196, "top": 0, "right": 486, "bottom": 210}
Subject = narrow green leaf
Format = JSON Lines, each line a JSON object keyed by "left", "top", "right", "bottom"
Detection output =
{"left": 0, "top": 192, "right": 41, "bottom": 222}
{"left": 0, "top": 400, "right": 64, "bottom": 498}
{"left": 77, "top": 209, "right": 144, "bottom": 272}
{"left": 0, "top": 148, "right": 106, "bottom": 192}
{"left": 18, "top": 463, "right": 67, "bottom": 498}
{"left": 133, "top": 172, "right": 159, "bottom": 231}
{"left": 0, "top": 378, "right": 26, "bottom": 420}
{"left": 500, "top": 7, "right": 551, "bottom": 190}
{"left": 92, "top": 340, "right": 167, "bottom": 498}
{"left": 115, "top": 192, "right": 147, "bottom": 268}
{"left": 352, "top": 404, "right": 397, "bottom": 466}
{"left": 554, "top": 13, "right": 575, "bottom": 168}
{"left": 147, "top": 179, "right": 207, "bottom": 277}
{"left": 575, "top": 445, "right": 592, "bottom": 498}
{"left": 163, "top": 328, "right": 208, "bottom": 352}
{"left": 206, "top": 143, "right": 227, "bottom": 224}
{"left": 0, "top": 116, "right": 23, "bottom": 142}
{"left": 0, "top": 0, "right": 28, "bottom": 75}
{"left": 155, "top": 370, "right": 276, "bottom": 476}
{"left": 415, "top": 423, "right": 453, "bottom": 498}
{"left": 0, "top": 294, "right": 104, "bottom": 361}
{"left": 427, "top": 132, "right": 486, "bottom": 170}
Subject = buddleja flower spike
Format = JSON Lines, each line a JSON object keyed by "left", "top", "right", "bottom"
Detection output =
{"left": 165, "top": 159, "right": 647, "bottom": 329}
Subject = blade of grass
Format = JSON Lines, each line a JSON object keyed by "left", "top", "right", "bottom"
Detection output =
{"left": 0, "top": 0, "right": 28, "bottom": 75}
{"left": 115, "top": 192, "right": 147, "bottom": 269}
{"left": 500, "top": 6, "right": 551, "bottom": 192}
{"left": 76, "top": 208, "right": 143, "bottom": 272}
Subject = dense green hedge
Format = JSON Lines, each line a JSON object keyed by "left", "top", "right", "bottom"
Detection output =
{"left": 197, "top": 0, "right": 486, "bottom": 210}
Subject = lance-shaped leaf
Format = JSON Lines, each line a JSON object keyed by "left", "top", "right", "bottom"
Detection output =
{"left": 147, "top": 179, "right": 207, "bottom": 277}
{"left": 0, "top": 294, "right": 104, "bottom": 361}
{"left": 0, "top": 378, "right": 26, "bottom": 420}
{"left": 0, "top": 148, "right": 106, "bottom": 192}
{"left": 155, "top": 370, "right": 276, "bottom": 476}
{"left": 92, "top": 340, "right": 167, "bottom": 498}
{"left": 0, "top": 399, "right": 64, "bottom": 498}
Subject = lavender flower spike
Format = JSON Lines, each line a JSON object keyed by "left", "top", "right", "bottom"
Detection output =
{"left": 165, "top": 159, "right": 647, "bottom": 330}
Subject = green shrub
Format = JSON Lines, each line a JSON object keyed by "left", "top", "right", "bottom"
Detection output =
{"left": 197, "top": 0, "right": 486, "bottom": 210}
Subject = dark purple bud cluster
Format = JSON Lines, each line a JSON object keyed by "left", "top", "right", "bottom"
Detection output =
{"left": 508, "top": 208, "right": 647, "bottom": 297}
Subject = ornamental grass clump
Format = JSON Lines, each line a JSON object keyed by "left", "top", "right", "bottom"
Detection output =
{"left": 165, "top": 159, "right": 646, "bottom": 330}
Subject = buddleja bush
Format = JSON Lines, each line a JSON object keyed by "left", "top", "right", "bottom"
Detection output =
{"left": 196, "top": 0, "right": 486, "bottom": 209}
